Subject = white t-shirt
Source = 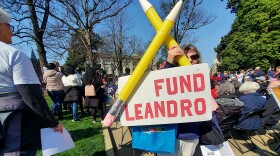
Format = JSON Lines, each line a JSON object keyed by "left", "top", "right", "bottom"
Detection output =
{"left": 0, "top": 41, "right": 40, "bottom": 93}
{"left": 237, "top": 73, "right": 244, "bottom": 82}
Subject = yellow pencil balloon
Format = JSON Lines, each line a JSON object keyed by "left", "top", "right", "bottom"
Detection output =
{"left": 139, "top": 0, "right": 191, "bottom": 66}
{"left": 103, "top": 0, "right": 183, "bottom": 127}
{"left": 140, "top": 0, "right": 218, "bottom": 118}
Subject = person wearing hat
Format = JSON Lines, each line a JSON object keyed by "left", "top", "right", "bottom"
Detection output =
{"left": 256, "top": 76, "right": 268, "bottom": 96}
{"left": 253, "top": 67, "right": 264, "bottom": 81}
{"left": 244, "top": 75, "right": 253, "bottom": 82}
{"left": 0, "top": 8, "right": 63, "bottom": 155}
{"left": 267, "top": 67, "right": 275, "bottom": 78}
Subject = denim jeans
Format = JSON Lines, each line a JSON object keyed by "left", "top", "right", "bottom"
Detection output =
{"left": 72, "top": 101, "right": 78, "bottom": 120}
{"left": 47, "top": 90, "right": 64, "bottom": 116}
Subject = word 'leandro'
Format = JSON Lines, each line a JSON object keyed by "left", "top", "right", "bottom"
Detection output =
{"left": 125, "top": 73, "right": 207, "bottom": 121}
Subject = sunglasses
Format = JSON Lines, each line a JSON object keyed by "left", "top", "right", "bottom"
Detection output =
{"left": 189, "top": 54, "right": 199, "bottom": 60}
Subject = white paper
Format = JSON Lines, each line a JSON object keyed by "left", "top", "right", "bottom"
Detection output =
{"left": 200, "top": 142, "right": 235, "bottom": 156}
{"left": 41, "top": 128, "right": 75, "bottom": 156}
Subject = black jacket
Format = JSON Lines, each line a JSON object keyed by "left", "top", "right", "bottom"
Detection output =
{"left": 261, "top": 94, "right": 280, "bottom": 126}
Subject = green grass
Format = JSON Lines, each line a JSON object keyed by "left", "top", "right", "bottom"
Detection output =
{"left": 36, "top": 96, "right": 106, "bottom": 156}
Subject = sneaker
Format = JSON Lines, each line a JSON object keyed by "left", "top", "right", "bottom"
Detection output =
{"left": 74, "top": 114, "right": 81, "bottom": 121}
{"left": 72, "top": 119, "right": 76, "bottom": 122}
{"left": 92, "top": 121, "right": 96, "bottom": 123}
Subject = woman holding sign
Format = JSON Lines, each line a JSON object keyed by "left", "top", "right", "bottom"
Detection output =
{"left": 158, "top": 44, "right": 222, "bottom": 156}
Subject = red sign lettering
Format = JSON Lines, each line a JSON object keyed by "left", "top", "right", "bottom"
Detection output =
{"left": 194, "top": 98, "right": 206, "bottom": 115}
{"left": 193, "top": 73, "right": 205, "bottom": 92}
{"left": 180, "top": 99, "right": 193, "bottom": 116}
{"left": 154, "top": 79, "right": 164, "bottom": 97}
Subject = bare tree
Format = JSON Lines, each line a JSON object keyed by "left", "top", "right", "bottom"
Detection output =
{"left": 160, "top": 0, "right": 216, "bottom": 45}
{"left": 100, "top": 9, "right": 133, "bottom": 74}
{"left": 1, "top": 0, "right": 52, "bottom": 68}
{"left": 47, "top": 0, "right": 132, "bottom": 67}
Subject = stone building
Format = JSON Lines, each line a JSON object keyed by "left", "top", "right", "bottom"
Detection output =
{"left": 97, "top": 52, "right": 158, "bottom": 76}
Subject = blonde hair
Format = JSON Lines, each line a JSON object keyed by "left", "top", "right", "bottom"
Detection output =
{"left": 239, "top": 82, "right": 260, "bottom": 94}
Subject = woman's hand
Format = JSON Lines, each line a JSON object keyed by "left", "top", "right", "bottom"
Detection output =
{"left": 54, "top": 122, "right": 63, "bottom": 133}
{"left": 167, "top": 46, "right": 184, "bottom": 65}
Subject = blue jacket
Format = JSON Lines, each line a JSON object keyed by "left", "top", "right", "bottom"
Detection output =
{"left": 253, "top": 70, "right": 264, "bottom": 81}
{"left": 235, "top": 92, "right": 265, "bottom": 130}
{"left": 268, "top": 70, "right": 275, "bottom": 78}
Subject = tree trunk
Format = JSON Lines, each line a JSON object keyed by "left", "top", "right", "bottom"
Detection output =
{"left": 85, "top": 30, "right": 94, "bottom": 67}
{"left": 35, "top": 36, "right": 48, "bottom": 68}
{"left": 27, "top": 0, "right": 49, "bottom": 68}
{"left": 118, "top": 59, "right": 123, "bottom": 75}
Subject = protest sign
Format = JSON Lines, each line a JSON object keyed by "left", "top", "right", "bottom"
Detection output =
{"left": 270, "top": 85, "right": 280, "bottom": 107}
{"left": 118, "top": 63, "right": 212, "bottom": 126}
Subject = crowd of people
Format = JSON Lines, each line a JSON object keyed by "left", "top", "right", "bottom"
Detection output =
{"left": 143, "top": 44, "right": 280, "bottom": 156}
{"left": 1, "top": 5, "right": 280, "bottom": 155}
{"left": 36, "top": 47, "right": 280, "bottom": 155}
{"left": 43, "top": 63, "right": 120, "bottom": 123}
{"left": 211, "top": 67, "right": 280, "bottom": 131}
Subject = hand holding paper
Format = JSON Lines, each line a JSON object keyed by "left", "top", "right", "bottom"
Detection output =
{"left": 41, "top": 128, "right": 75, "bottom": 156}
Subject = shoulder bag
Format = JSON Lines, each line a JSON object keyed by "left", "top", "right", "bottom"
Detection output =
{"left": 85, "top": 79, "right": 96, "bottom": 96}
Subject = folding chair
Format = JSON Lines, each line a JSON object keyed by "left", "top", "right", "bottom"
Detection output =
{"left": 263, "top": 109, "right": 280, "bottom": 141}
{"left": 232, "top": 109, "right": 266, "bottom": 154}
{"left": 219, "top": 113, "right": 244, "bottom": 153}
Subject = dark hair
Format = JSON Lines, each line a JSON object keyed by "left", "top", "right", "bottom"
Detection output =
{"left": 210, "top": 79, "right": 215, "bottom": 89}
{"left": 125, "top": 68, "right": 130, "bottom": 74}
{"left": 75, "top": 67, "right": 82, "bottom": 74}
{"left": 47, "top": 63, "right": 56, "bottom": 70}
{"left": 83, "top": 67, "right": 96, "bottom": 85}
{"left": 63, "top": 65, "right": 75, "bottom": 76}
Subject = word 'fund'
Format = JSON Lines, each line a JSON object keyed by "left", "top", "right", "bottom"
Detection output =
{"left": 125, "top": 98, "right": 206, "bottom": 121}
{"left": 154, "top": 73, "right": 205, "bottom": 97}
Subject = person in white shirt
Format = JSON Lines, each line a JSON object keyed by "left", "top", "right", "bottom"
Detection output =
{"left": 0, "top": 8, "right": 63, "bottom": 155}
{"left": 61, "top": 65, "right": 83, "bottom": 122}
{"left": 237, "top": 70, "right": 245, "bottom": 83}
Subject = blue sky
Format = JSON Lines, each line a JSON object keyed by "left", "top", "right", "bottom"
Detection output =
{"left": 14, "top": 0, "right": 235, "bottom": 67}
{"left": 125, "top": 0, "right": 236, "bottom": 67}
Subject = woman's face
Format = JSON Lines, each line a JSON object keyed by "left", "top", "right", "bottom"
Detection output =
{"left": 185, "top": 50, "right": 199, "bottom": 65}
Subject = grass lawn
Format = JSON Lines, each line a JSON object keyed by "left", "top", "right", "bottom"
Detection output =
{"left": 36, "top": 96, "right": 106, "bottom": 156}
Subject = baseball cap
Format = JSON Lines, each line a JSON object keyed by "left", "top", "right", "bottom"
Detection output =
{"left": 256, "top": 76, "right": 266, "bottom": 81}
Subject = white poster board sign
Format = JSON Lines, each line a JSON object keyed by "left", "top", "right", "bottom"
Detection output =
{"left": 119, "top": 63, "right": 212, "bottom": 126}
{"left": 269, "top": 85, "right": 280, "bottom": 107}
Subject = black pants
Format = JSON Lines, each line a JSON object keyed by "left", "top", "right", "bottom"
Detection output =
{"left": 0, "top": 110, "right": 42, "bottom": 155}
